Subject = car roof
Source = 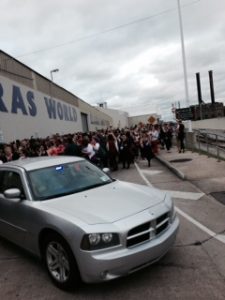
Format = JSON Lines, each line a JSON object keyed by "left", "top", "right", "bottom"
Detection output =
{"left": 0, "top": 156, "right": 85, "bottom": 171}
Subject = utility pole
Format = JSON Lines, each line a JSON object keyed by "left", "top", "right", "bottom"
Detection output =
{"left": 177, "top": 0, "right": 192, "bottom": 131}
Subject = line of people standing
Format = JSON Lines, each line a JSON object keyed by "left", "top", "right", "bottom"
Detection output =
{"left": 0, "top": 122, "right": 178, "bottom": 169}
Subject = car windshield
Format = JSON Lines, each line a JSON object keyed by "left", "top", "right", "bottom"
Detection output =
{"left": 28, "top": 160, "right": 112, "bottom": 200}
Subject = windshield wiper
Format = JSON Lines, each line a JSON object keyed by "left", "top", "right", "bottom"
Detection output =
{"left": 85, "top": 181, "right": 112, "bottom": 190}
{"left": 38, "top": 181, "right": 112, "bottom": 200}
{"left": 38, "top": 190, "right": 77, "bottom": 200}
{"left": 65, "top": 181, "right": 112, "bottom": 194}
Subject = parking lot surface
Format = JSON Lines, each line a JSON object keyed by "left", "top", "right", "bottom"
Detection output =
{"left": 0, "top": 155, "right": 225, "bottom": 299}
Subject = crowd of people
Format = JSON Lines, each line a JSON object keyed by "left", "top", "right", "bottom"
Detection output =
{"left": 0, "top": 120, "right": 186, "bottom": 170}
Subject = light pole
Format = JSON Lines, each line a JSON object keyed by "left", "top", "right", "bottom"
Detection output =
{"left": 177, "top": 0, "right": 192, "bottom": 131}
{"left": 50, "top": 68, "right": 59, "bottom": 82}
{"left": 49, "top": 69, "right": 59, "bottom": 100}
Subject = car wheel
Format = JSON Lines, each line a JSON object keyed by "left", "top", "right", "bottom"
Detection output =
{"left": 43, "top": 233, "right": 80, "bottom": 290}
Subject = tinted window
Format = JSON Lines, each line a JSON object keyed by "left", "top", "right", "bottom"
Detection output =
{"left": 28, "top": 160, "right": 112, "bottom": 200}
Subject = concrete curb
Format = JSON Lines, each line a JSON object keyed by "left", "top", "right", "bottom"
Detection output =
{"left": 156, "top": 155, "right": 186, "bottom": 180}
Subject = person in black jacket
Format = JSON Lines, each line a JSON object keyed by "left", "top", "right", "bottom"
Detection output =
{"left": 119, "top": 134, "right": 132, "bottom": 169}
{"left": 177, "top": 120, "right": 185, "bottom": 153}
{"left": 139, "top": 134, "right": 154, "bottom": 167}
{"left": 64, "top": 136, "right": 82, "bottom": 156}
{"left": 106, "top": 133, "right": 119, "bottom": 171}
{"left": 162, "top": 123, "right": 173, "bottom": 152}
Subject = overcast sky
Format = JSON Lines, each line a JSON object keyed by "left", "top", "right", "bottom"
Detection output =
{"left": 1, "top": 0, "right": 225, "bottom": 119}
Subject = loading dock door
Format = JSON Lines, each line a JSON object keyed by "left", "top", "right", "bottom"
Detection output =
{"left": 81, "top": 113, "right": 89, "bottom": 133}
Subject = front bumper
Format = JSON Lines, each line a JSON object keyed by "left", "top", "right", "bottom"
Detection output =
{"left": 78, "top": 216, "right": 179, "bottom": 283}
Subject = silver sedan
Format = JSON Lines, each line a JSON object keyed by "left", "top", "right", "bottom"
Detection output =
{"left": 0, "top": 156, "right": 179, "bottom": 290}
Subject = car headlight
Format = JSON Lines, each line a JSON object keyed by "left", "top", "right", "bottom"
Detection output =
{"left": 88, "top": 233, "right": 101, "bottom": 245}
{"left": 164, "top": 194, "right": 176, "bottom": 223}
{"left": 81, "top": 233, "right": 120, "bottom": 251}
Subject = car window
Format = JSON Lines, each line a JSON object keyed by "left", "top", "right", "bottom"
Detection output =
{"left": 0, "top": 171, "right": 25, "bottom": 199}
{"left": 28, "top": 160, "right": 112, "bottom": 200}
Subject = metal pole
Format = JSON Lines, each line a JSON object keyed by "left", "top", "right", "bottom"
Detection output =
{"left": 215, "top": 135, "right": 220, "bottom": 161}
{"left": 192, "top": 130, "right": 195, "bottom": 153}
{"left": 177, "top": 0, "right": 192, "bottom": 132}
{"left": 198, "top": 132, "right": 201, "bottom": 154}
{"left": 50, "top": 68, "right": 59, "bottom": 82}
{"left": 217, "top": 146, "right": 220, "bottom": 162}
{"left": 49, "top": 69, "right": 59, "bottom": 100}
{"left": 206, "top": 134, "right": 209, "bottom": 157}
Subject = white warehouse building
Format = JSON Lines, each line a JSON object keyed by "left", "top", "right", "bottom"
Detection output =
{"left": 0, "top": 50, "right": 161, "bottom": 144}
{"left": 0, "top": 50, "right": 112, "bottom": 143}
{"left": 97, "top": 103, "right": 129, "bottom": 128}
{"left": 96, "top": 103, "right": 161, "bottom": 129}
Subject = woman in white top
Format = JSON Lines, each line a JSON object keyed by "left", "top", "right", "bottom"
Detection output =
{"left": 81, "top": 137, "right": 96, "bottom": 161}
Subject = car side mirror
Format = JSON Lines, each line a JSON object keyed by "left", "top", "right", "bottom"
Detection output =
{"left": 102, "top": 168, "right": 110, "bottom": 174}
{"left": 4, "top": 188, "right": 21, "bottom": 202}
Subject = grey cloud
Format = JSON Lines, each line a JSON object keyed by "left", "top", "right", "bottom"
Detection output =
{"left": 1, "top": 0, "right": 225, "bottom": 119}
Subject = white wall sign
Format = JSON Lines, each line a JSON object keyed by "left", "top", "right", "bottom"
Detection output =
{"left": 0, "top": 76, "right": 82, "bottom": 142}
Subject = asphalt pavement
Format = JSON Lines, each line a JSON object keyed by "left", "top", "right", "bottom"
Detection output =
{"left": 0, "top": 152, "right": 225, "bottom": 299}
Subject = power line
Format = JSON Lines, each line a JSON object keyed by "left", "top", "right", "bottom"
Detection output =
{"left": 15, "top": 0, "right": 200, "bottom": 59}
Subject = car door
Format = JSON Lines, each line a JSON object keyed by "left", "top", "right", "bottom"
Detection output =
{"left": 0, "top": 169, "right": 29, "bottom": 245}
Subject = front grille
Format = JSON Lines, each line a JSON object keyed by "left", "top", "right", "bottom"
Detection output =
{"left": 127, "top": 232, "right": 150, "bottom": 247}
{"left": 128, "top": 221, "right": 150, "bottom": 236}
{"left": 156, "top": 213, "right": 168, "bottom": 225}
{"left": 156, "top": 220, "right": 169, "bottom": 235}
{"left": 126, "top": 212, "right": 170, "bottom": 248}
{"left": 127, "top": 221, "right": 151, "bottom": 247}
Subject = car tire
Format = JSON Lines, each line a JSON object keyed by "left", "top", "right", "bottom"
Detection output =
{"left": 42, "top": 233, "right": 80, "bottom": 290}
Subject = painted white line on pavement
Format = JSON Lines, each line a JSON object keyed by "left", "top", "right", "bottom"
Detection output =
{"left": 136, "top": 165, "right": 204, "bottom": 200}
{"left": 134, "top": 163, "right": 153, "bottom": 187}
{"left": 142, "top": 170, "right": 163, "bottom": 175}
{"left": 164, "top": 190, "right": 204, "bottom": 201}
{"left": 175, "top": 207, "right": 225, "bottom": 244}
{"left": 134, "top": 163, "right": 225, "bottom": 245}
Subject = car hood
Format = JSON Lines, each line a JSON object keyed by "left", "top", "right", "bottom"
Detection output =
{"left": 40, "top": 180, "right": 166, "bottom": 225}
